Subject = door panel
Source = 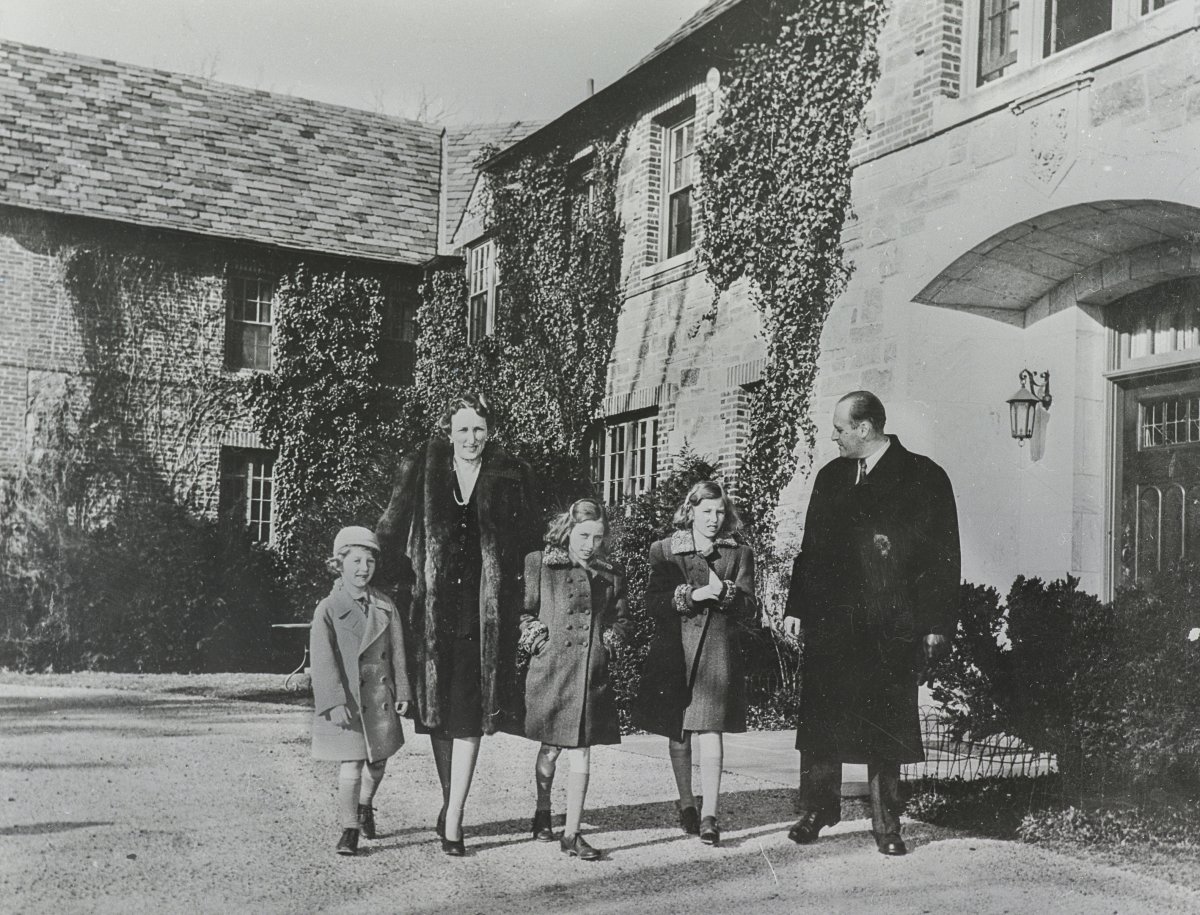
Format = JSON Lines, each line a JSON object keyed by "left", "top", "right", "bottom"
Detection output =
{"left": 1120, "top": 371, "right": 1200, "bottom": 581}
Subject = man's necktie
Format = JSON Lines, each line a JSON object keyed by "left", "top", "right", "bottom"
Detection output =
{"left": 857, "top": 458, "right": 868, "bottom": 485}
{"left": 355, "top": 596, "right": 369, "bottom": 616}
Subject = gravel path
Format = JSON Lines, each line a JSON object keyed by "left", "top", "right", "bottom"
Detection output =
{"left": 3, "top": 683, "right": 1198, "bottom": 914}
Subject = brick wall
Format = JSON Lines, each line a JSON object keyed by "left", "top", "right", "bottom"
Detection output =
{"left": 852, "top": 0, "right": 964, "bottom": 164}
{"left": 0, "top": 206, "right": 417, "bottom": 527}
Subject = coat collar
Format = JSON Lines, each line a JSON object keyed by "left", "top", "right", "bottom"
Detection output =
{"left": 669, "top": 530, "right": 737, "bottom": 555}
{"left": 329, "top": 582, "right": 390, "bottom": 654}
{"left": 543, "top": 546, "right": 613, "bottom": 572}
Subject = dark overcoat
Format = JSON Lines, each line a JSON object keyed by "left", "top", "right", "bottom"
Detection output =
{"left": 633, "top": 531, "right": 757, "bottom": 741}
{"left": 376, "top": 437, "right": 538, "bottom": 736}
{"left": 521, "top": 549, "right": 630, "bottom": 747}
{"left": 785, "top": 436, "right": 960, "bottom": 764}
{"left": 310, "top": 583, "right": 413, "bottom": 762}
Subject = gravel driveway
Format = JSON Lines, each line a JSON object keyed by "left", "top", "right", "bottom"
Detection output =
{"left": 3, "top": 683, "right": 1198, "bottom": 914}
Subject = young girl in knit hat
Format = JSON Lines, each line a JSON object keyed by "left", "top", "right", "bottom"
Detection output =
{"left": 310, "top": 526, "right": 413, "bottom": 856}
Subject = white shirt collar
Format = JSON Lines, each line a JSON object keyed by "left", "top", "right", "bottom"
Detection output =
{"left": 860, "top": 438, "right": 890, "bottom": 477}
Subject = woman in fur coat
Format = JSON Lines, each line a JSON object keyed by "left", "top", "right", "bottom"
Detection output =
{"left": 632, "top": 480, "right": 757, "bottom": 847}
{"left": 376, "top": 392, "right": 539, "bottom": 856}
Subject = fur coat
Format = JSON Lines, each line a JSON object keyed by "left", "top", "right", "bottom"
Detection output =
{"left": 377, "top": 436, "right": 538, "bottom": 736}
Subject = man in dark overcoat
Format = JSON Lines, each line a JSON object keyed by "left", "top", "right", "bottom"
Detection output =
{"left": 783, "top": 390, "right": 960, "bottom": 856}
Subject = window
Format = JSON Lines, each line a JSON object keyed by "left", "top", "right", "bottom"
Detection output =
{"left": 380, "top": 286, "right": 418, "bottom": 386}
{"left": 219, "top": 448, "right": 276, "bottom": 544}
{"left": 976, "top": 0, "right": 1179, "bottom": 86}
{"left": 1044, "top": 0, "right": 1111, "bottom": 56}
{"left": 590, "top": 412, "right": 660, "bottom": 505}
{"left": 979, "top": 0, "right": 1020, "bottom": 83}
{"left": 467, "top": 240, "right": 498, "bottom": 343}
{"left": 664, "top": 117, "right": 695, "bottom": 259}
{"left": 1114, "top": 278, "right": 1200, "bottom": 369}
{"left": 225, "top": 276, "right": 274, "bottom": 371}
{"left": 1140, "top": 395, "right": 1200, "bottom": 449}
{"left": 567, "top": 155, "right": 596, "bottom": 236}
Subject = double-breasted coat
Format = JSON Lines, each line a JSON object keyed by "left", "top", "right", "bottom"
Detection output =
{"left": 376, "top": 437, "right": 538, "bottom": 736}
{"left": 310, "top": 582, "right": 413, "bottom": 762}
{"left": 785, "top": 436, "right": 960, "bottom": 764}
{"left": 633, "top": 531, "right": 757, "bottom": 741}
{"left": 521, "top": 549, "right": 630, "bottom": 748}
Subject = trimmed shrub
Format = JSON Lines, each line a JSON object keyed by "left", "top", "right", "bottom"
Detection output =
{"left": 931, "top": 566, "right": 1200, "bottom": 796}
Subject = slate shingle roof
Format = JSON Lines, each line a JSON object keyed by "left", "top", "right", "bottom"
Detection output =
{"left": 441, "top": 121, "right": 540, "bottom": 248}
{"left": 0, "top": 39, "right": 443, "bottom": 264}
{"left": 635, "top": 0, "right": 745, "bottom": 69}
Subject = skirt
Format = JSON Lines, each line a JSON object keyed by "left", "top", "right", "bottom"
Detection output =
{"left": 416, "top": 633, "right": 484, "bottom": 739}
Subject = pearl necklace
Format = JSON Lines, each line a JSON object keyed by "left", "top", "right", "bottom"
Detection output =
{"left": 453, "top": 457, "right": 482, "bottom": 506}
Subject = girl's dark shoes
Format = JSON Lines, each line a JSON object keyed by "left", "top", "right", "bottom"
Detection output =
{"left": 677, "top": 798, "right": 701, "bottom": 835}
{"left": 440, "top": 835, "right": 466, "bottom": 857}
{"left": 699, "top": 816, "right": 720, "bottom": 846}
{"left": 357, "top": 804, "right": 376, "bottom": 840}
{"left": 531, "top": 808, "right": 556, "bottom": 842}
{"left": 336, "top": 828, "right": 360, "bottom": 856}
{"left": 560, "top": 832, "right": 600, "bottom": 861}
{"left": 435, "top": 806, "right": 447, "bottom": 840}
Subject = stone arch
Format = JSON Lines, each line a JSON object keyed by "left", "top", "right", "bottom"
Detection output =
{"left": 912, "top": 200, "right": 1200, "bottom": 323}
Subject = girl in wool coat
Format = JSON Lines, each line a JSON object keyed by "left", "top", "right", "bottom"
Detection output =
{"left": 310, "top": 526, "right": 413, "bottom": 857}
{"left": 520, "top": 498, "right": 629, "bottom": 861}
{"left": 632, "top": 481, "right": 757, "bottom": 847}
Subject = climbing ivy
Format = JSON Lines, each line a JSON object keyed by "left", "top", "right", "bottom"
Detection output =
{"left": 414, "top": 133, "right": 628, "bottom": 502}
{"left": 698, "top": 0, "right": 887, "bottom": 536}
{"left": 248, "top": 265, "right": 419, "bottom": 580}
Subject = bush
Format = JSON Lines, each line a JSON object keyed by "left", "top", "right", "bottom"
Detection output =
{"left": 12, "top": 501, "right": 291, "bottom": 673}
{"left": 931, "top": 567, "right": 1200, "bottom": 796}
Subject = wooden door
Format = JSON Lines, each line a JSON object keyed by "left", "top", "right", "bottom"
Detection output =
{"left": 1119, "top": 370, "right": 1200, "bottom": 581}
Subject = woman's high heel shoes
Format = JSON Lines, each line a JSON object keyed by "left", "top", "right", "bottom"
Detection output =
{"left": 440, "top": 835, "right": 465, "bottom": 857}
{"left": 435, "top": 806, "right": 447, "bottom": 840}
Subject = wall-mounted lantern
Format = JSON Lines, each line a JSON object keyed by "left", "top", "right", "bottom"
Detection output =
{"left": 1007, "top": 369, "right": 1052, "bottom": 445}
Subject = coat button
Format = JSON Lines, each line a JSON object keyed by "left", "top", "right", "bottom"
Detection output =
{"left": 564, "top": 640, "right": 572, "bottom": 647}
{"left": 380, "top": 676, "right": 387, "bottom": 683}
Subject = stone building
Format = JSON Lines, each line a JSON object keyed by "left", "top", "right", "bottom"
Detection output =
{"left": 461, "top": 0, "right": 1200, "bottom": 599}
{"left": 0, "top": 39, "right": 526, "bottom": 544}
{"left": 6, "top": 0, "right": 1198, "bottom": 604}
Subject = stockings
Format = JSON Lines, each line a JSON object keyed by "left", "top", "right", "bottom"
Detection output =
{"left": 668, "top": 732, "right": 724, "bottom": 818}
{"left": 534, "top": 743, "right": 591, "bottom": 835}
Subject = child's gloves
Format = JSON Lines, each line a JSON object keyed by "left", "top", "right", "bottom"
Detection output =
{"left": 518, "top": 619, "right": 550, "bottom": 657}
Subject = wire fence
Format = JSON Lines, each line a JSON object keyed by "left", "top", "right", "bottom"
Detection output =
{"left": 746, "top": 675, "right": 1055, "bottom": 782}
{"left": 902, "top": 709, "right": 1056, "bottom": 782}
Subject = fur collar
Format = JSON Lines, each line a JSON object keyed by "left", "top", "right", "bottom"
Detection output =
{"left": 669, "top": 530, "right": 737, "bottom": 555}
{"left": 543, "top": 547, "right": 612, "bottom": 571}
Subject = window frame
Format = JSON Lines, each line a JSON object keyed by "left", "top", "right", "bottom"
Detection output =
{"left": 224, "top": 275, "right": 275, "bottom": 372}
{"left": 380, "top": 283, "right": 419, "bottom": 387}
{"left": 971, "top": 0, "right": 1182, "bottom": 90}
{"left": 662, "top": 114, "right": 696, "bottom": 262}
{"left": 589, "top": 410, "right": 660, "bottom": 506}
{"left": 219, "top": 447, "right": 277, "bottom": 544}
{"left": 466, "top": 239, "right": 498, "bottom": 344}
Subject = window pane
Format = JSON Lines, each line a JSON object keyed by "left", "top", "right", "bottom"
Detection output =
{"left": 978, "top": 0, "right": 1019, "bottom": 84}
{"left": 1044, "top": 0, "right": 1111, "bottom": 56}
{"left": 668, "top": 188, "right": 693, "bottom": 258}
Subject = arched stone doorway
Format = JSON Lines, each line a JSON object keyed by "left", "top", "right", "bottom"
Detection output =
{"left": 909, "top": 199, "right": 1200, "bottom": 594}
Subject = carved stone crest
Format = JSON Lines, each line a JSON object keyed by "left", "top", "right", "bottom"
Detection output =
{"left": 1011, "top": 75, "right": 1090, "bottom": 195}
